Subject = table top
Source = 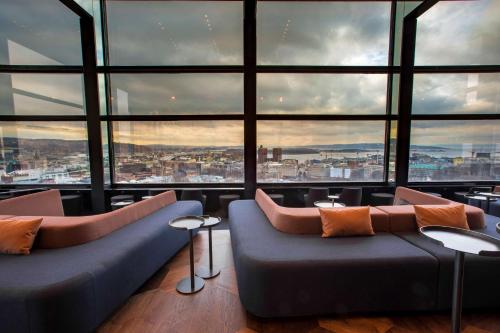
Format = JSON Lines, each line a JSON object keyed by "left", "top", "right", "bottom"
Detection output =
{"left": 327, "top": 194, "right": 340, "bottom": 200}
{"left": 371, "top": 192, "right": 395, "bottom": 197}
{"left": 476, "top": 192, "right": 500, "bottom": 198}
{"left": 169, "top": 216, "right": 205, "bottom": 230}
{"left": 111, "top": 200, "right": 134, "bottom": 206}
{"left": 200, "top": 215, "right": 222, "bottom": 228}
{"left": 420, "top": 226, "right": 500, "bottom": 256}
{"left": 314, "top": 200, "right": 346, "bottom": 208}
{"left": 464, "top": 194, "right": 497, "bottom": 201}
{"left": 142, "top": 195, "right": 154, "bottom": 200}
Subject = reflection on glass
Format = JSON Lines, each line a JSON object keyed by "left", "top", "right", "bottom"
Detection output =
{"left": 0, "top": 74, "right": 85, "bottom": 115}
{"left": 257, "top": 1, "right": 390, "bottom": 65}
{"left": 0, "top": 0, "right": 82, "bottom": 65}
{"left": 412, "top": 73, "right": 500, "bottom": 114}
{"left": 106, "top": 1, "right": 243, "bottom": 65}
{"left": 388, "top": 120, "right": 397, "bottom": 182}
{"left": 416, "top": 0, "right": 500, "bottom": 65}
{"left": 74, "top": 0, "right": 104, "bottom": 66}
{"left": 257, "top": 121, "right": 386, "bottom": 182}
{"left": 257, "top": 74, "right": 387, "bottom": 114}
{"left": 409, "top": 120, "right": 500, "bottom": 181}
{"left": 110, "top": 74, "right": 243, "bottom": 115}
{"left": 112, "top": 121, "right": 244, "bottom": 183}
{"left": 101, "top": 121, "right": 111, "bottom": 184}
{"left": 0, "top": 122, "right": 90, "bottom": 184}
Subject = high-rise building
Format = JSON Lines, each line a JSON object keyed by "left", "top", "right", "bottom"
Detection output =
{"left": 258, "top": 145, "right": 268, "bottom": 164}
{"left": 272, "top": 147, "right": 282, "bottom": 162}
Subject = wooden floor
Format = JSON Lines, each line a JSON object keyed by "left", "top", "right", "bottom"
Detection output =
{"left": 99, "top": 231, "right": 500, "bottom": 333}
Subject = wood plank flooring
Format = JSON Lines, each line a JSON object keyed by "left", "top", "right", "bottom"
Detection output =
{"left": 99, "top": 230, "right": 500, "bottom": 333}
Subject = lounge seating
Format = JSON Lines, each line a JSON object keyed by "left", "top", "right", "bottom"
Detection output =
{"left": 303, "top": 187, "right": 329, "bottom": 207}
{"left": 0, "top": 190, "right": 202, "bottom": 333}
{"left": 229, "top": 187, "right": 500, "bottom": 317}
{"left": 338, "top": 187, "right": 362, "bottom": 206}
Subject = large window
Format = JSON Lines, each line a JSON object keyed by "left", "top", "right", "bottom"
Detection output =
{"left": 409, "top": 1, "right": 500, "bottom": 183}
{"left": 256, "top": 0, "right": 394, "bottom": 184}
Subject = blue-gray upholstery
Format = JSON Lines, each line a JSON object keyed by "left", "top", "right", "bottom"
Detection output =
{"left": 0, "top": 201, "right": 202, "bottom": 333}
{"left": 229, "top": 200, "right": 439, "bottom": 317}
{"left": 395, "top": 214, "right": 500, "bottom": 310}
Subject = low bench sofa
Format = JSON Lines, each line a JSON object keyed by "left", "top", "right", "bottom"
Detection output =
{"left": 229, "top": 187, "right": 500, "bottom": 317}
{"left": 0, "top": 190, "right": 202, "bottom": 333}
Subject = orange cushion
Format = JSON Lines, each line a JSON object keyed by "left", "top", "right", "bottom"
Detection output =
{"left": 0, "top": 218, "right": 43, "bottom": 254}
{"left": 414, "top": 204, "right": 469, "bottom": 230}
{"left": 319, "top": 207, "right": 375, "bottom": 238}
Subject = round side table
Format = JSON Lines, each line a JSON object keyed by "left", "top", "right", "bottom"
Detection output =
{"left": 420, "top": 226, "right": 500, "bottom": 333}
{"left": 314, "top": 200, "right": 345, "bottom": 208}
{"left": 111, "top": 200, "right": 134, "bottom": 211}
{"left": 464, "top": 194, "right": 497, "bottom": 214}
{"left": 195, "top": 216, "right": 222, "bottom": 279}
{"left": 169, "top": 216, "right": 205, "bottom": 294}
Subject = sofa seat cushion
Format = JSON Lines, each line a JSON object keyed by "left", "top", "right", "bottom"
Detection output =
{"left": 255, "top": 189, "right": 389, "bottom": 233}
{"left": 229, "top": 200, "right": 438, "bottom": 317}
{"left": 0, "top": 201, "right": 202, "bottom": 333}
{"left": 377, "top": 204, "right": 485, "bottom": 232}
{"left": 394, "top": 214, "right": 500, "bottom": 310}
{"left": 8, "top": 190, "right": 177, "bottom": 249}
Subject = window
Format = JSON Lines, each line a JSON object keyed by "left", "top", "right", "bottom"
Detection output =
{"left": 413, "top": 73, "right": 500, "bottom": 115}
{"left": 415, "top": 0, "right": 500, "bottom": 66}
{"left": 257, "top": 74, "right": 387, "bottom": 115}
{"left": 257, "top": 1, "right": 391, "bottom": 65}
{"left": 0, "top": 74, "right": 85, "bottom": 115}
{"left": 257, "top": 121, "right": 386, "bottom": 182}
{"left": 109, "top": 74, "right": 243, "bottom": 115}
{"left": 409, "top": 120, "right": 499, "bottom": 182}
{"left": 106, "top": 1, "right": 243, "bottom": 65}
{"left": 0, "top": 122, "right": 90, "bottom": 184}
{"left": 112, "top": 121, "right": 244, "bottom": 183}
{"left": 0, "top": 0, "right": 82, "bottom": 65}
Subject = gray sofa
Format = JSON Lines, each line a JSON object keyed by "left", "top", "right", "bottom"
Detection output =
{"left": 0, "top": 200, "right": 202, "bottom": 333}
{"left": 229, "top": 199, "right": 500, "bottom": 317}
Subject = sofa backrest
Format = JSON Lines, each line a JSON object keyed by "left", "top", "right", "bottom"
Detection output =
{"left": 0, "top": 189, "right": 64, "bottom": 216}
{"left": 393, "top": 187, "right": 451, "bottom": 205}
{"left": 381, "top": 187, "right": 485, "bottom": 231}
{"left": 11, "top": 190, "right": 177, "bottom": 249}
{"left": 255, "top": 189, "right": 389, "bottom": 234}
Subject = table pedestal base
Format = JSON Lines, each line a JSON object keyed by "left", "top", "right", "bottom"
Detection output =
{"left": 176, "top": 276, "right": 205, "bottom": 294}
{"left": 451, "top": 251, "right": 465, "bottom": 333}
{"left": 196, "top": 266, "right": 221, "bottom": 279}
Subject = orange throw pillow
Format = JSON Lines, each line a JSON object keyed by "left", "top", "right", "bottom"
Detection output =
{"left": 319, "top": 207, "right": 375, "bottom": 238}
{"left": 0, "top": 218, "right": 43, "bottom": 255}
{"left": 414, "top": 204, "right": 469, "bottom": 230}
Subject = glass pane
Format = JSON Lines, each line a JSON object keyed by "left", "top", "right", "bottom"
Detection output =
{"left": 0, "top": 74, "right": 85, "bottom": 115}
{"left": 393, "top": 1, "right": 421, "bottom": 66}
{"left": 101, "top": 121, "right": 111, "bottom": 185}
{"left": 0, "top": 122, "right": 90, "bottom": 184}
{"left": 415, "top": 0, "right": 500, "bottom": 65}
{"left": 112, "top": 121, "right": 244, "bottom": 183}
{"left": 257, "top": 121, "right": 386, "bottom": 182}
{"left": 106, "top": 1, "right": 243, "bottom": 65}
{"left": 74, "top": 0, "right": 104, "bottom": 66}
{"left": 409, "top": 120, "right": 500, "bottom": 181}
{"left": 257, "top": 74, "right": 387, "bottom": 115}
{"left": 110, "top": 74, "right": 243, "bottom": 115}
{"left": 257, "top": 1, "right": 391, "bottom": 65}
{"left": 388, "top": 120, "right": 397, "bottom": 182}
{"left": 413, "top": 73, "right": 500, "bottom": 114}
{"left": 0, "top": 0, "right": 82, "bottom": 65}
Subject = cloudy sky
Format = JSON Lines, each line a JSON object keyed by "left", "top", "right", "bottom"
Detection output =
{"left": 0, "top": 0, "right": 498, "bottom": 147}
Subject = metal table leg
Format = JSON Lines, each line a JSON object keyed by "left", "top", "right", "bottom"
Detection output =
{"left": 176, "top": 229, "right": 204, "bottom": 294}
{"left": 195, "top": 226, "right": 221, "bottom": 279}
{"left": 451, "top": 251, "right": 465, "bottom": 333}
